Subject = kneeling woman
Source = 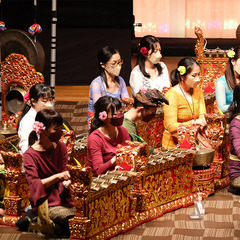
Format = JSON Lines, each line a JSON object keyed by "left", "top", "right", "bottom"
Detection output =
{"left": 162, "top": 57, "right": 206, "bottom": 150}
{"left": 87, "top": 96, "right": 129, "bottom": 175}
{"left": 228, "top": 84, "right": 240, "bottom": 195}
{"left": 23, "top": 109, "right": 75, "bottom": 236}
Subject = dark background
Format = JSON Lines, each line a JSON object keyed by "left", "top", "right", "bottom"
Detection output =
{"left": 1, "top": 0, "right": 133, "bottom": 86}
{"left": 0, "top": 0, "right": 238, "bottom": 86}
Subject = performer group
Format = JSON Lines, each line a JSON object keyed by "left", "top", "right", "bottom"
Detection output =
{"left": 1, "top": 34, "right": 240, "bottom": 237}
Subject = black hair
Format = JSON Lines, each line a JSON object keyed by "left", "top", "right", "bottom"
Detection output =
{"left": 225, "top": 46, "right": 240, "bottom": 90}
{"left": 90, "top": 96, "right": 122, "bottom": 134}
{"left": 170, "top": 57, "right": 200, "bottom": 86}
{"left": 28, "top": 109, "right": 63, "bottom": 146}
{"left": 138, "top": 35, "right": 163, "bottom": 78}
{"left": 17, "top": 83, "right": 54, "bottom": 131}
{"left": 97, "top": 46, "right": 120, "bottom": 88}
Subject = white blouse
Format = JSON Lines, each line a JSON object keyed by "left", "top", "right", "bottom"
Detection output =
{"left": 18, "top": 107, "right": 37, "bottom": 155}
{"left": 129, "top": 62, "right": 170, "bottom": 96}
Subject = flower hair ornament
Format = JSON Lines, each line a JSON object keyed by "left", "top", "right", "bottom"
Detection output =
{"left": 23, "top": 92, "right": 30, "bottom": 102}
{"left": 33, "top": 121, "right": 46, "bottom": 134}
{"left": 140, "top": 47, "right": 148, "bottom": 55}
{"left": 178, "top": 66, "right": 186, "bottom": 75}
{"left": 140, "top": 87, "right": 147, "bottom": 93}
{"left": 227, "top": 50, "right": 235, "bottom": 58}
{"left": 99, "top": 111, "right": 107, "bottom": 121}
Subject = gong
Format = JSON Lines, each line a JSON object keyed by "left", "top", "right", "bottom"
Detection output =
{"left": 5, "top": 85, "right": 27, "bottom": 114}
{"left": 0, "top": 29, "right": 45, "bottom": 72}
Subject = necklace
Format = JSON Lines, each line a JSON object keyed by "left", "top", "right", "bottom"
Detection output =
{"left": 179, "top": 84, "right": 195, "bottom": 120}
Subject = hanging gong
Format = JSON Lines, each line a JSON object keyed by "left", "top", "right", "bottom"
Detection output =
{"left": 0, "top": 29, "right": 45, "bottom": 72}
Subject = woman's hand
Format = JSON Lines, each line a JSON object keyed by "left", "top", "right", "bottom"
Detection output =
{"left": 63, "top": 179, "right": 71, "bottom": 189}
{"left": 193, "top": 118, "right": 206, "bottom": 126}
{"left": 56, "top": 171, "right": 71, "bottom": 181}
{"left": 111, "top": 156, "right": 116, "bottom": 165}
{"left": 41, "top": 171, "right": 71, "bottom": 189}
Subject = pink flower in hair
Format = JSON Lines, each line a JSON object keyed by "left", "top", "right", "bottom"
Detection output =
{"left": 24, "top": 92, "right": 30, "bottom": 102}
{"left": 140, "top": 47, "right": 148, "bottom": 55}
{"left": 99, "top": 111, "right": 107, "bottom": 121}
{"left": 33, "top": 121, "right": 46, "bottom": 134}
{"left": 140, "top": 87, "right": 147, "bottom": 92}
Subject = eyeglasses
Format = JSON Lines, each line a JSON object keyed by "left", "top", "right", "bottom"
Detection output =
{"left": 107, "top": 59, "right": 124, "bottom": 68}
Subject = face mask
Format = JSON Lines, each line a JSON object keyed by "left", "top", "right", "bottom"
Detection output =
{"left": 49, "top": 129, "right": 63, "bottom": 143}
{"left": 185, "top": 77, "right": 201, "bottom": 88}
{"left": 148, "top": 52, "right": 162, "bottom": 64}
{"left": 34, "top": 100, "right": 53, "bottom": 112}
{"left": 110, "top": 112, "right": 124, "bottom": 126}
{"left": 105, "top": 65, "right": 122, "bottom": 76}
{"left": 142, "top": 112, "right": 156, "bottom": 122}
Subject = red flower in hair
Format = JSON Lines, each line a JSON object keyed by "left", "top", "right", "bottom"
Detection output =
{"left": 24, "top": 92, "right": 30, "bottom": 102}
{"left": 140, "top": 47, "right": 148, "bottom": 55}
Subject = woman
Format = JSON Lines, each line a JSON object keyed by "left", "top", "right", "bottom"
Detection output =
{"left": 17, "top": 83, "right": 54, "bottom": 155}
{"left": 88, "top": 46, "right": 129, "bottom": 119}
{"left": 129, "top": 35, "right": 171, "bottom": 97}
{"left": 23, "top": 109, "right": 75, "bottom": 236}
{"left": 226, "top": 84, "right": 240, "bottom": 195}
{"left": 215, "top": 46, "right": 240, "bottom": 114}
{"left": 87, "top": 96, "right": 129, "bottom": 175}
{"left": 162, "top": 57, "right": 206, "bottom": 150}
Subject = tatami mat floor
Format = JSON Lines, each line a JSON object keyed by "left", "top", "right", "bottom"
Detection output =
{"left": 1, "top": 187, "right": 240, "bottom": 240}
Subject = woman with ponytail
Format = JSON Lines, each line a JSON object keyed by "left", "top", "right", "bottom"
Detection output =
{"left": 87, "top": 95, "right": 129, "bottom": 175}
{"left": 129, "top": 35, "right": 171, "bottom": 97}
{"left": 227, "top": 84, "right": 240, "bottom": 195}
{"left": 162, "top": 57, "right": 206, "bottom": 150}
{"left": 215, "top": 46, "right": 240, "bottom": 114}
{"left": 22, "top": 109, "right": 75, "bottom": 237}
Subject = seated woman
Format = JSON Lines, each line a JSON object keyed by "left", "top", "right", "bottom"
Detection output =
{"left": 87, "top": 96, "right": 129, "bottom": 175}
{"left": 162, "top": 57, "right": 206, "bottom": 150}
{"left": 88, "top": 46, "right": 129, "bottom": 120}
{"left": 129, "top": 35, "right": 171, "bottom": 97}
{"left": 227, "top": 84, "right": 240, "bottom": 195}
{"left": 22, "top": 109, "right": 75, "bottom": 236}
{"left": 18, "top": 83, "right": 73, "bottom": 155}
{"left": 215, "top": 46, "right": 240, "bottom": 114}
{"left": 17, "top": 83, "right": 54, "bottom": 155}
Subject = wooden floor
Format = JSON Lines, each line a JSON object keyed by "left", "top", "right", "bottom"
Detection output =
{"left": 55, "top": 85, "right": 132, "bottom": 101}
{"left": 54, "top": 57, "right": 183, "bottom": 101}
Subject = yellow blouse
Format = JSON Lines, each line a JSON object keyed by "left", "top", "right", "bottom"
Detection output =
{"left": 162, "top": 86, "right": 206, "bottom": 150}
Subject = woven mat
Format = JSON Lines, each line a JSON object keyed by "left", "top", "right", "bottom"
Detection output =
{"left": 55, "top": 101, "right": 88, "bottom": 136}
{"left": 113, "top": 187, "right": 240, "bottom": 240}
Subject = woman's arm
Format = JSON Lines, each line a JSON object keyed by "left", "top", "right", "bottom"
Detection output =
{"left": 215, "top": 80, "right": 229, "bottom": 113}
{"left": 119, "top": 77, "right": 129, "bottom": 99}
{"left": 129, "top": 68, "right": 144, "bottom": 97}
{"left": 41, "top": 171, "right": 70, "bottom": 189}
{"left": 88, "top": 136, "right": 114, "bottom": 175}
{"left": 90, "top": 80, "right": 103, "bottom": 105}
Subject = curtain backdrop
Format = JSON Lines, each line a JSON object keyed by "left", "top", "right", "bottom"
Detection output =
{"left": 133, "top": 0, "right": 240, "bottom": 38}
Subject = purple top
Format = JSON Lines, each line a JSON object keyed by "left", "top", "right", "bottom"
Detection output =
{"left": 88, "top": 76, "right": 129, "bottom": 113}
{"left": 229, "top": 118, "right": 240, "bottom": 180}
